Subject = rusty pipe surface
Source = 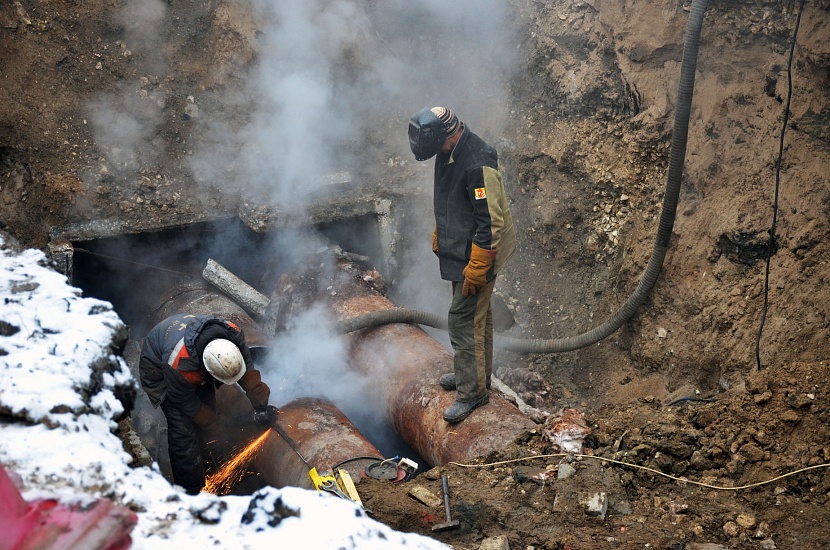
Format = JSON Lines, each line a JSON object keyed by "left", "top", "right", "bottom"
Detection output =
{"left": 338, "top": 293, "right": 535, "bottom": 466}
{"left": 254, "top": 397, "right": 383, "bottom": 489}
{"left": 271, "top": 256, "right": 536, "bottom": 467}
{"left": 214, "top": 385, "right": 383, "bottom": 490}
{"left": 145, "top": 279, "right": 271, "bottom": 347}
{"left": 144, "top": 279, "right": 382, "bottom": 489}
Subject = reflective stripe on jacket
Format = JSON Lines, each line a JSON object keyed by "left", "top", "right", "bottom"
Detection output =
{"left": 138, "top": 314, "right": 252, "bottom": 418}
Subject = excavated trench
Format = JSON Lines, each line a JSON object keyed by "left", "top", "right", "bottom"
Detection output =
{"left": 55, "top": 212, "right": 418, "bottom": 490}
{"left": 54, "top": 207, "right": 533, "bottom": 495}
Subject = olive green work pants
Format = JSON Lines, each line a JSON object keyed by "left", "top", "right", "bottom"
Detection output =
{"left": 448, "top": 278, "right": 496, "bottom": 402}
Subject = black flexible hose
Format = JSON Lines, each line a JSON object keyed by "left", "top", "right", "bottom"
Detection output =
{"left": 755, "top": 0, "right": 807, "bottom": 370}
{"left": 336, "top": 0, "right": 709, "bottom": 353}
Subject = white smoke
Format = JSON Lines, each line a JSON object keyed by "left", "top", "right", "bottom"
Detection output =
{"left": 261, "top": 303, "right": 377, "bottom": 418}
{"left": 87, "top": 0, "right": 168, "bottom": 177}
{"left": 186, "top": 0, "right": 520, "bottom": 320}
{"left": 89, "top": 91, "right": 166, "bottom": 176}
{"left": 260, "top": 301, "right": 429, "bottom": 460}
{"left": 189, "top": 0, "right": 519, "bottom": 208}
{"left": 116, "top": 0, "right": 167, "bottom": 52}
{"left": 88, "top": 0, "right": 521, "bottom": 456}
{"left": 88, "top": 0, "right": 519, "bottom": 210}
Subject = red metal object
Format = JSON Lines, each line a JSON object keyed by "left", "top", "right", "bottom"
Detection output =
{"left": 0, "top": 464, "right": 136, "bottom": 550}
{"left": 544, "top": 408, "right": 590, "bottom": 453}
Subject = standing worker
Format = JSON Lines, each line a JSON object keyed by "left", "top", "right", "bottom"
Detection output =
{"left": 408, "top": 107, "right": 517, "bottom": 423}
{"left": 139, "top": 313, "right": 276, "bottom": 494}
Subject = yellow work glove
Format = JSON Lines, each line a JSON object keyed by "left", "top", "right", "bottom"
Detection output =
{"left": 432, "top": 226, "right": 439, "bottom": 256}
{"left": 238, "top": 369, "right": 271, "bottom": 407}
{"left": 461, "top": 244, "right": 495, "bottom": 296}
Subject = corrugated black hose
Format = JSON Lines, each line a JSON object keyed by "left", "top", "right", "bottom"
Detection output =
{"left": 336, "top": 0, "right": 709, "bottom": 353}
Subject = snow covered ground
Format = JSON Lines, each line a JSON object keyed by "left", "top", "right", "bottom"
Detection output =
{"left": 0, "top": 232, "right": 448, "bottom": 549}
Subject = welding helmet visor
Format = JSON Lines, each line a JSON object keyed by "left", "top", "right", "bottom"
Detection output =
{"left": 408, "top": 108, "right": 445, "bottom": 161}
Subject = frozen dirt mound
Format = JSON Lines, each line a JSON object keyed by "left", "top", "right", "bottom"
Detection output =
{"left": 0, "top": 231, "right": 134, "bottom": 428}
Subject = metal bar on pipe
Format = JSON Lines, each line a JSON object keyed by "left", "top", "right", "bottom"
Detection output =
{"left": 202, "top": 258, "right": 270, "bottom": 317}
{"left": 145, "top": 279, "right": 271, "bottom": 347}
{"left": 254, "top": 397, "right": 383, "bottom": 489}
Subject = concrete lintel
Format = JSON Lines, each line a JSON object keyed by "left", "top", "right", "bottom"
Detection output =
{"left": 49, "top": 213, "right": 225, "bottom": 243}
{"left": 237, "top": 196, "right": 383, "bottom": 234}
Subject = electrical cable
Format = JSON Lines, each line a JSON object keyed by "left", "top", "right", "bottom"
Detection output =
{"left": 330, "top": 455, "right": 387, "bottom": 471}
{"left": 755, "top": 0, "right": 807, "bottom": 371}
{"left": 448, "top": 453, "right": 830, "bottom": 492}
{"left": 73, "top": 247, "right": 195, "bottom": 277}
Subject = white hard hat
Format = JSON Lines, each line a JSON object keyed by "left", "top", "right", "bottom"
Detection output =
{"left": 203, "top": 339, "right": 246, "bottom": 385}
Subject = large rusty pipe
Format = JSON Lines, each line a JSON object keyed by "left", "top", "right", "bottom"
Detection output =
{"left": 254, "top": 397, "right": 383, "bottom": 488}
{"left": 144, "top": 280, "right": 382, "bottom": 488}
{"left": 272, "top": 259, "right": 536, "bottom": 467}
{"left": 336, "top": 293, "right": 536, "bottom": 466}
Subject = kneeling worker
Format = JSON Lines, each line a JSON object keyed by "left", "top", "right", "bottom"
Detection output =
{"left": 139, "top": 313, "right": 276, "bottom": 494}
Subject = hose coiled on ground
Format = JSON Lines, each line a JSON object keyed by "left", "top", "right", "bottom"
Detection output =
{"left": 336, "top": 0, "right": 709, "bottom": 353}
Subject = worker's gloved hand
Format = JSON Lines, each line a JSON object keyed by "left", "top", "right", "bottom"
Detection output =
{"left": 227, "top": 405, "right": 277, "bottom": 429}
{"left": 432, "top": 226, "right": 439, "bottom": 257}
{"left": 246, "top": 383, "right": 271, "bottom": 408}
{"left": 238, "top": 369, "right": 271, "bottom": 407}
{"left": 252, "top": 405, "right": 278, "bottom": 427}
{"left": 461, "top": 244, "right": 495, "bottom": 297}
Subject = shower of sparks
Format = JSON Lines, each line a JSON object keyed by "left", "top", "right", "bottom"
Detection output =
{"left": 202, "top": 429, "right": 271, "bottom": 495}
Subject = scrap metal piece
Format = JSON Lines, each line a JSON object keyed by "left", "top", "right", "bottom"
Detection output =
{"left": 202, "top": 258, "right": 270, "bottom": 317}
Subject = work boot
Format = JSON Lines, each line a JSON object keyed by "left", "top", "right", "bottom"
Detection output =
{"left": 439, "top": 373, "right": 491, "bottom": 391}
{"left": 443, "top": 392, "right": 490, "bottom": 423}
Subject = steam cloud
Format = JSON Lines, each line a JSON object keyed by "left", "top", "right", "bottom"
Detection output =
{"left": 88, "top": 0, "right": 519, "bottom": 207}
{"left": 88, "top": 0, "right": 168, "bottom": 177}
{"left": 91, "top": 0, "right": 521, "bottom": 459}
{"left": 261, "top": 303, "right": 410, "bottom": 457}
{"left": 190, "top": 0, "right": 520, "bottom": 208}
{"left": 263, "top": 304, "right": 365, "bottom": 409}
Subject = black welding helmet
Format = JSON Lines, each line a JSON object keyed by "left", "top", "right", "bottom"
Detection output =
{"left": 408, "top": 107, "right": 446, "bottom": 161}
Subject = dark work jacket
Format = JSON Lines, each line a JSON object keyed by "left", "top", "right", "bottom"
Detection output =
{"left": 434, "top": 128, "right": 517, "bottom": 281}
{"left": 139, "top": 314, "right": 254, "bottom": 419}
